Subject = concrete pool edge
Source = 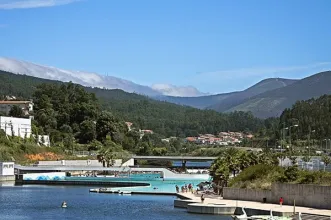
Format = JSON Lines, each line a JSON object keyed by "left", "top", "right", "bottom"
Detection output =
{"left": 18, "top": 179, "right": 151, "bottom": 187}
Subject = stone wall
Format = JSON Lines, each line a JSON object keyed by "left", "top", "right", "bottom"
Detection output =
{"left": 0, "top": 175, "right": 15, "bottom": 182}
{"left": 223, "top": 187, "right": 272, "bottom": 203}
{"left": 223, "top": 183, "right": 331, "bottom": 209}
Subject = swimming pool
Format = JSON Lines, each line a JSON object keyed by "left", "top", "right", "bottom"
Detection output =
{"left": 66, "top": 173, "right": 210, "bottom": 193}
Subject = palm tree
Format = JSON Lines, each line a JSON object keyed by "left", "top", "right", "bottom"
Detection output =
{"left": 321, "top": 155, "right": 331, "bottom": 171}
{"left": 210, "top": 157, "right": 230, "bottom": 195}
{"left": 97, "top": 146, "right": 118, "bottom": 167}
{"left": 97, "top": 153, "right": 106, "bottom": 167}
{"left": 238, "top": 151, "right": 250, "bottom": 170}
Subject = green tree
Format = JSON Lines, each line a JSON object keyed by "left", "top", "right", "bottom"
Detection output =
{"left": 96, "top": 111, "right": 125, "bottom": 142}
{"left": 321, "top": 155, "right": 331, "bottom": 171}
{"left": 78, "top": 120, "right": 96, "bottom": 144}
{"left": 9, "top": 105, "right": 24, "bottom": 117}
{"left": 152, "top": 147, "right": 167, "bottom": 156}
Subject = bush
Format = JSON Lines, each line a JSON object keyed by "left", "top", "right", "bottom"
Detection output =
{"left": 229, "top": 164, "right": 284, "bottom": 189}
{"left": 228, "top": 163, "right": 331, "bottom": 190}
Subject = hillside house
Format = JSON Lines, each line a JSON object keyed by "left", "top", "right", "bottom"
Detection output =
{"left": 0, "top": 100, "right": 33, "bottom": 115}
{"left": 125, "top": 122, "right": 133, "bottom": 131}
{"left": 162, "top": 137, "right": 177, "bottom": 142}
{"left": 139, "top": 129, "right": 154, "bottom": 139}
{"left": 0, "top": 116, "right": 31, "bottom": 138}
{"left": 141, "top": 129, "right": 154, "bottom": 134}
{"left": 37, "top": 135, "right": 51, "bottom": 147}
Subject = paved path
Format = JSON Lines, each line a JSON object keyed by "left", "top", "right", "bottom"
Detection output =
{"left": 178, "top": 192, "right": 331, "bottom": 217}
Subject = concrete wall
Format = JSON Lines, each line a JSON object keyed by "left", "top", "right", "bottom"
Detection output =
{"left": 37, "top": 159, "right": 123, "bottom": 167}
{"left": 223, "top": 187, "right": 272, "bottom": 203}
{"left": 0, "top": 175, "right": 15, "bottom": 182}
{"left": 0, "top": 162, "right": 14, "bottom": 176}
{"left": 121, "top": 158, "right": 134, "bottom": 167}
{"left": 223, "top": 183, "right": 331, "bottom": 209}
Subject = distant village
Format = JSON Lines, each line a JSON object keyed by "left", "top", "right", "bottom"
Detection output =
{"left": 125, "top": 121, "right": 254, "bottom": 146}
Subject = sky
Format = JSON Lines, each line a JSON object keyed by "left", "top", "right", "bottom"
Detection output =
{"left": 1, "top": 0, "right": 331, "bottom": 94}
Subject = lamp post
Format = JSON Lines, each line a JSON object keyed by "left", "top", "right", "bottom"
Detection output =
{"left": 323, "top": 139, "right": 331, "bottom": 150}
{"left": 308, "top": 129, "right": 315, "bottom": 159}
{"left": 285, "top": 124, "right": 299, "bottom": 152}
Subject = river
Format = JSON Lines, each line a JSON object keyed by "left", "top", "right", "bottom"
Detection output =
{"left": 0, "top": 184, "right": 231, "bottom": 220}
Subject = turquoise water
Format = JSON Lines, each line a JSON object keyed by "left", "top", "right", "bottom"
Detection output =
{"left": 66, "top": 173, "right": 205, "bottom": 193}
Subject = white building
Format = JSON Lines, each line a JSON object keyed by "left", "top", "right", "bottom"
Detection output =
{"left": 0, "top": 116, "right": 31, "bottom": 138}
{"left": 0, "top": 162, "right": 14, "bottom": 176}
{"left": 0, "top": 100, "right": 33, "bottom": 115}
{"left": 37, "top": 135, "right": 51, "bottom": 147}
{"left": 31, "top": 134, "right": 51, "bottom": 147}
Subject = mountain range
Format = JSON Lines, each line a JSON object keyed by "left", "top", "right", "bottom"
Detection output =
{"left": 159, "top": 72, "right": 331, "bottom": 118}
{"left": 0, "top": 57, "right": 206, "bottom": 97}
{"left": 0, "top": 57, "right": 331, "bottom": 118}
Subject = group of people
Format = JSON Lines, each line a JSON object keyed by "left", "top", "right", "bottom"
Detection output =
{"left": 175, "top": 184, "right": 195, "bottom": 193}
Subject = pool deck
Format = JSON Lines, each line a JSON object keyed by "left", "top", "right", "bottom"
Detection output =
{"left": 177, "top": 192, "right": 331, "bottom": 217}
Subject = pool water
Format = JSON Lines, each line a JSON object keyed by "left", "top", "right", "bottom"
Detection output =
{"left": 66, "top": 173, "right": 208, "bottom": 193}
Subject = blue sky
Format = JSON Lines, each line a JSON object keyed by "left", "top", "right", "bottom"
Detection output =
{"left": 1, "top": 0, "right": 331, "bottom": 94}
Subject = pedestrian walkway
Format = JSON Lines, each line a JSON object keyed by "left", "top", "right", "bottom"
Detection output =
{"left": 178, "top": 192, "right": 331, "bottom": 217}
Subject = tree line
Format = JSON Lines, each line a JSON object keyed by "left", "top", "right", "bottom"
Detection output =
{"left": 0, "top": 70, "right": 264, "bottom": 138}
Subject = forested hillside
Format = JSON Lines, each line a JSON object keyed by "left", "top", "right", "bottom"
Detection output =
{"left": 0, "top": 70, "right": 264, "bottom": 137}
{"left": 280, "top": 94, "right": 331, "bottom": 141}
{"left": 230, "top": 71, "right": 331, "bottom": 118}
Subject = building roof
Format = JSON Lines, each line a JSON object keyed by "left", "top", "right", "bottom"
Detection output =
{"left": 0, "top": 101, "right": 31, "bottom": 104}
{"left": 186, "top": 137, "right": 197, "bottom": 142}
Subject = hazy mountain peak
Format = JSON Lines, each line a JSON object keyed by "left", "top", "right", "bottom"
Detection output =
{"left": 0, "top": 57, "right": 209, "bottom": 97}
{"left": 0, "top": 57, "right": 163, "bottom": 96}
{"left": 151, "top": 83, "right": 208, "bottom": 97}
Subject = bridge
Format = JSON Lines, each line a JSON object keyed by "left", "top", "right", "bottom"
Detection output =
{"left": 131, "top": 156, "right": 217, "bottom": 161}
{"left": 73, "top": 152, "right": 217, "bottom": 168}
{"left": 131, "top": 155, "right": 217, "bottom": 169}
{"left": 73, "top": 151, "right": 217, "bottom": 162}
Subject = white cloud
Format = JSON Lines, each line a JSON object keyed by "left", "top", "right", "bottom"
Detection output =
{"left": 151, "top": 83, "right": 209, "bottom": 97}
{"left": 0, "top": 0, "right": 81, "bottom": 9}
{"left": 197, "top": 62, "right": 331, "bottom": 79}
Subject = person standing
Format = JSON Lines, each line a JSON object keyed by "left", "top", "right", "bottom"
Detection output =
{"left": 201, "top": 194, "right": 205, "bottom": 203}
{"left": 175, "top": 185, "right": 179, "bottom": 193}
{"left": 279, "top": 197, "right": 283, "bottom": 207}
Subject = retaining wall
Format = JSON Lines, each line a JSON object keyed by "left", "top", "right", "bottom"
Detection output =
{"left": 223, "top": 183, "right": 331, "bottom": 209}
{"left": 0, "top": 175, "right": 15, "bottom": 182}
